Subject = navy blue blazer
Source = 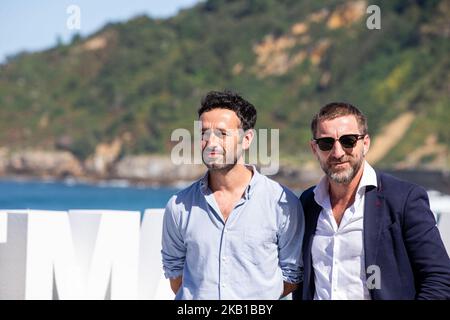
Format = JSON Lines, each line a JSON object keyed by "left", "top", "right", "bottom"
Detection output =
{"left": 293, "top": 171, "right": 450, "bottom": 300}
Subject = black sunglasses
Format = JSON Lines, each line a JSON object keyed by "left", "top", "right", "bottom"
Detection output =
{"left": 313, "top": 134, "right": 365, "bottom": 151}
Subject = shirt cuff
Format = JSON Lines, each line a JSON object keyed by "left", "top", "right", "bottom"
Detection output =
{"left": 282, "top": 268, "right": 303, "bottom": 284}
{"left": 163, "top": 269, "right": 184, "bottom": 279}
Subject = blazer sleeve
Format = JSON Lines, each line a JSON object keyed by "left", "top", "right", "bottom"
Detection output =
{"left": 402, "top": 185, "right": 450, "bottom": 299}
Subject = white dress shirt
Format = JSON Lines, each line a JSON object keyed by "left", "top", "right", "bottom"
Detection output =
{"left": 311, "top": 161, "right": 377, "bottom": 300}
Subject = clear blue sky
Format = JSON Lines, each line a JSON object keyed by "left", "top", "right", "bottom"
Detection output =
{"left": 0, "top": 0, "right": 200, "bottom": 63}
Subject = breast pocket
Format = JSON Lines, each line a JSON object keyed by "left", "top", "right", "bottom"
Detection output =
{"left": 382, "top": 220, "right": 400, "bottom": 235}
{"left": 243, "top": 228, "right": 277, "bottom": 265}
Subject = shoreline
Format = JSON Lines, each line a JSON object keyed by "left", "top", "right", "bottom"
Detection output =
{"left": 0, "top": 174, "right": 193, "bottom": 190}
{"left": 1, "top": 167, "right": 448, "bottom": 195}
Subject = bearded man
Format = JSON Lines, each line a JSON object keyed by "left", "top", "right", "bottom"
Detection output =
{"left": 293, "top": 102, "right": 450, "bottom": 300}
{"left": 161, "top": 90, "right": 304, "bottom": 300}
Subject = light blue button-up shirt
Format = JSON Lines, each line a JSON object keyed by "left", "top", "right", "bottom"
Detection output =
{"left": 161, "top": 166, "right": 304, "bottom": 300}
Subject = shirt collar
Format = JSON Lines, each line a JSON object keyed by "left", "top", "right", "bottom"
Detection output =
{"left": 357, "top": 161, "right": 377, "bottom": 194}
{"left": 313, "top": 174, "right": 330, "bottom": 208}
{"left": 200, "top": 164, "right": 260, "bottom": 200}
{"left": 313, "top": 161, "right": 377, "bottom": 206}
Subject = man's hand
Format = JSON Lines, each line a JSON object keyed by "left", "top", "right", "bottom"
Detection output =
{"left": 281, "top": 281, "right": 298, "bottom": 298}
{"left": 169, "top": 276, "right": 183, "bottom": 294}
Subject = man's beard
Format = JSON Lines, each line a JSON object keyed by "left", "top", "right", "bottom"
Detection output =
{"left": 320, "top": 152, "right": 364, "bottom": 185}
{"left": 202, "top": 146, "right": 242, "bottom": 171}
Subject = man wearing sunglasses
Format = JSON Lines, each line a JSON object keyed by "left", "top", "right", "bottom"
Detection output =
{"left": 293, "top": 102, "right": 450, "bottom": 300}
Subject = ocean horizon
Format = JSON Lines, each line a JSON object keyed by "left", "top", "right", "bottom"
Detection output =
{"left": 0, "top": 178, "right": 182, "bottom": 212}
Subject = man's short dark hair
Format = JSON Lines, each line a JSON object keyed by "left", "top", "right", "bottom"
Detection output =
{"left": 198, "top": 90, "right": 257, "bottom": 131}
{"left": 311, "top": 102, "right": 368, "bottom": 138}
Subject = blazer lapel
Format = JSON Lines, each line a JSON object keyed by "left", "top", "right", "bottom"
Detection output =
{"left": 303, "top": 199, "right": 322, "bottom": 300}
{"left": 363, "top": 179, "right": 384, "bottom": 275}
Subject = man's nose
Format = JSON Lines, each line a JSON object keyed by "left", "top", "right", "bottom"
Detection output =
{"left": 204, "top": 131, "right": 220, "bottom": 147}
{"left": 330, "top": 140, "right": 346, "bottom": 159}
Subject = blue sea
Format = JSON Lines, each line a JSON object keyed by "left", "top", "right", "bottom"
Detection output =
{"left": 0, "top": 179, "right": 181, "bottom": 212}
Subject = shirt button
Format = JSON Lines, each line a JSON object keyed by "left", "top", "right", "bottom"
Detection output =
{"left": 222, "top": 256, "right": 227, "bottom": 261}
{"left": 224, "top": 229, "right": 228, "bottom": 233}
{"left": 222, "top": 283, "right": 226, "bottom": 287}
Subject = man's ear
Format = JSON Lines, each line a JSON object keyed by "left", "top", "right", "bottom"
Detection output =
{"left": 310, "top": 140, "right": 318, "bottom": 158}
{"left": 363, "top": 134, "right": 371, "bottom": 157}
{"left": 242, "top": 128, "right": 255, "bottom": 151}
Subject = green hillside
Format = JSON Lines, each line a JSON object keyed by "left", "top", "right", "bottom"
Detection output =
{"left": 0, "top": 0, "right": 449, "bottom": 169}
